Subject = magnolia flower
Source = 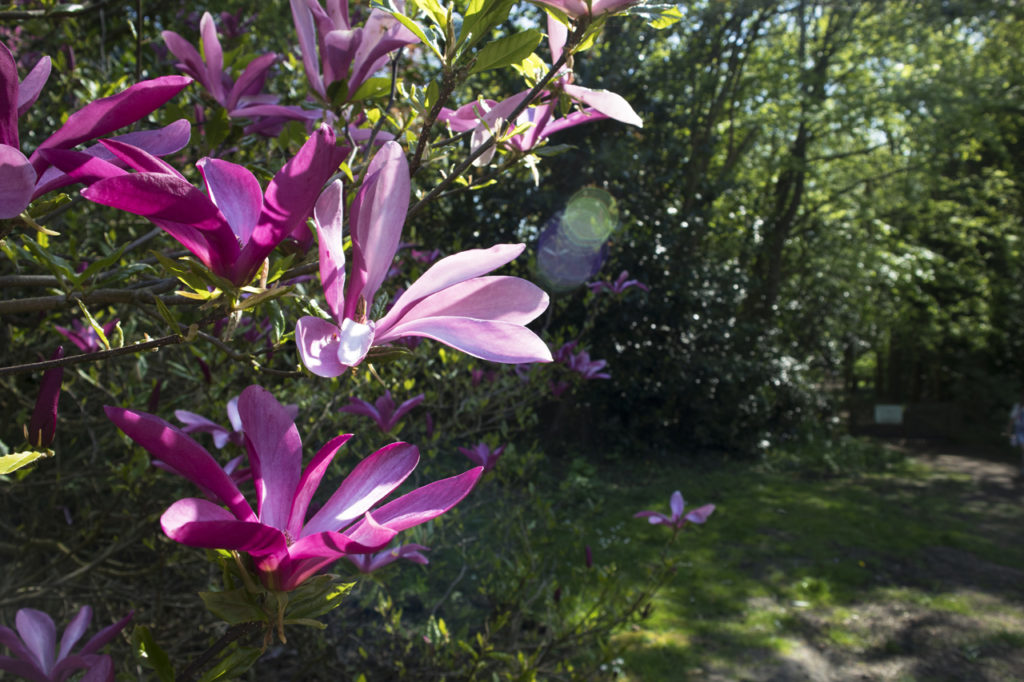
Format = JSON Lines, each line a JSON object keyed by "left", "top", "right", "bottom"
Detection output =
{"left": 106, "top": 385, "right": 482, "bottom": 591}
{"left": 587, "top": 270, "right": 649, "bottom": 295}
{"left": 162, "top": 11, "right": 318, "bottom": 131}
{"left": 290, "top": 0, "right": 419, "bottom": 103}
{"left": 634, "top": 491, "right": 715, "bottom": 530}
{"left": 339, "top": 391, "right": 425, "bottom": 434}
{"left": 54, "top": 319, "right": 118, "bottom": 354}
{"left": 532, "top": 0, "right": 639, "bottom": 19}
{"left": 345, "top": 543, "right": 429, "bottom": 573}
{"left": 175, "top": 395, "right": 299, "bottom": 450}
{"left": 0, "top": 40, "right": 190, "bottom": 219}
{"left": 438, "top": 18, "right": 640, "bottom": 167}
{"left": 44, "top": 124, "right": 346, "bottom": 286}
{"left": 295, "top": 142, "right": 552, "bottom": 377}
{"left": 458, "top": 442, "right": 506, "bottom": 472}
{"left": 26, "top": 347, "right": 63, "bottom": 448}
{"left": 554, "top": 340, "right": 610, "bottom": 379}
{"left": 0, "top": 606, "right": 132, "bottom": 682}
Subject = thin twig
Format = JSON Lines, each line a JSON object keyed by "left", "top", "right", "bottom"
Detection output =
{"left": 0, "top": 334, "right": 183, "bottom": 377}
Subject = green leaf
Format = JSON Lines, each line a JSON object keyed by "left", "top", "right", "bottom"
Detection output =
{"left": 196, "top": 646, "right": 262, "bottom": 682}
{"left": 235, "top": 285, "right": 294, "bottom": 311}
{"left": 406, "top": 0, "right": 446, "bottom": 29}
{"left": 199, "top": 588, "right": 267, "bottom": 625}
{"left": 350, "top": 77, "right": 392, "bottom": 102}
{"left": 387, "top": 8, "right": 443, "bottom": 60}
{"left": 0, "top": 450, "right": 51, "bottom": 475}
{"left": 460, "top": 0, "right": 516, "bottom": 51}
{"left": 469, "top": 30, "right": 543, "bottom": 75}
{"left": 285, "top": 575, "right": 355, "bottom": 621}
{"left": 131, "top": 625, "right": 175, "bottom": 682}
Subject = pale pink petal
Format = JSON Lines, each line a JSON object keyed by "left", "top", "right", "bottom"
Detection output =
{"left": 379, "top": 277, "right": 548, "bottom": 337}
{"left": 547, "top": 14, "right": 567, "bottom": 64}
{"left": 376, "top": 317, "right": 553, "bottom": 364}
{"left": 302, "top": 442, "right": 419, "bottom": 536}
{"left": 378, "top": 244, "right": 525, "bottom": 326}
{"left": 295, "top": 316, "right": 347, "bottom": 378}
{"left": 560, "top": 83, "right": 642, "bottom": 127}
{"left": 314, "top": 179, "right": 346, "bottom": 319}
{"left": 346, "top": 141, "right": 409, "bottom": 319}
{"left": 237, "top": 385, "right": 302, "bottom": 531}
{"left": 633, "top": 511, "right": 671, "bottom": 525}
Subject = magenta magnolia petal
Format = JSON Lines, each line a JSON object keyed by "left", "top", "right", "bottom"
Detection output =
{"left": 289, "top": 524, "right": 397, "bottom": 562}
{"left": 98, "top": 138, "right": 184, "bottom": 178}
{"left": 238, "top": 385, "right": 303, "bottom": 532}
{"left": 15, "top": 610, "right": 55, "bottom": 676}
{"left": 30, "top": 75, "right": 192, "bottom": 173}
{"left": 239, "top": 123, "right": 344, "bottom": 275}
{"left": 532, "top": 0, "right": 638, "bottom": 18}
{"left": 175, "top": 410, "right": 233, "bottom": 449}
{"left": 670, "top": 491, "right": 684, "bottom": 518}
{"left": 36, "top": 149, "right": 126, "bottom": 188}
{"left": 16, "top": 56, "right": 50, "bottom": 117}
{"left": 75, "top": 612, "right": 132, "bottom": 659}
{"left": 303, "top": 442, "right": 419, "bottom": 536}
{"left": 162, "top": 30, "right": 207, "bottom": 87}
{"left": 295, "top": 315, "right": 348, "bottom": 378}
{"left": 290, "top": 0, "right": 327, "bottom": 98}
{"left": 0, "top": 655, "right": 42, "bottom": 681}
{"left": 378, "top": 317, "right": 554, "bottom": 364}
{"left": 229, "top": 53, "right": 278, "bottom": 107}
{"left": 198, "top": 158, "right": 263, "bottom": 245}
{"left": 78, "top": 656, "right": 112, "bottom": 682}
{"left": 287, "top": 434, "right": 351, "bottom": 539}
{"left": 84, "top": 172, "right": 217, "bottom": 225}
{"left": 347, "top": 141, "right": 409, "bottom": 318}
{"left": 161, "top": 498, "right": 287, "bottom": 554}
{"left": 27, "top": 346, "right": 63, "bottom": 448}
{"left": 0, "top": 42, "right": 19, "bottom": 148}
{"left": 560, "top": 82, "right": 642, "bottom": 127}
{"left": 105, "top": 406, "right": 253, "bottom": 521}
{"left": 200, "top": 12, "right": 226, "bottom": 103}
{"left": 0, "top": 143, "right": 35, "bottom": 219}
{"left": 349, "top": 467, "right": 483, "bottom": 534}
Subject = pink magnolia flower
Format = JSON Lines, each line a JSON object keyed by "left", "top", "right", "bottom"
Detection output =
{"left": 0, "top": 606, "right": 132, "bottom": 682}
{"left": 587, "top": 270, "right": 649, "bottom": 295}
{"left": 554, "top": 340, "right": 610, "bottom": 379}
{"left": 531, "top": 0, "right": 638, "bottom": 19}
{"left": 339, "top": 391, "right": 424, "bottom": 434}
{"left": 634, "top": 491, "right": 715, "bottom": 530}
{"left": 438, "top": 18, "right": 640, "bottom": 166}
{"left": 345, "top": 543, "right": 429, "bottom": 573}
{"left": 27, "top": 347, "right": 63, "bottom": 448}
{"left": 54, "top": 319, "right": 118, "bottom": 354}
{"left": 458, "top": 442, "right": 506, "bottom": 472}
{"left": 162, "top": 12, "right": 319, "bottom": 131}
{"left": 44, "top": 125, "right": 346, "bottom": 286}
{"left": 0, "top": 40, "right": 190, "bottom": 219}
{"left": 106, "top": 385, "right": 482, "bottom": 591}
{"left": 295, "top": 142, "right": 552, "bottom": 377}
{"left": 290, "top": 0, "right": 419, "bottom": 103}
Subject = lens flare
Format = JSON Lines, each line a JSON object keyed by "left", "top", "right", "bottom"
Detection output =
{"left": 537, "top": 188, "right": 619, "bottom": 292}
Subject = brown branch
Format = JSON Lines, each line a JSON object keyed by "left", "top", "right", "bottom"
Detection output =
{"left": 0, "top": 281, "right": 193, "bottom": 315}
{"left": 0, "top": 0, "right": 118, "bottom": 19}
{"left": 0, "top": 334, "right": 183, "bottom": 377}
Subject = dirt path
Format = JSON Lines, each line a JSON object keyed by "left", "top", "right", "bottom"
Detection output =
{"left": 711, "top": 442, "right": 1024, "bottom": 682}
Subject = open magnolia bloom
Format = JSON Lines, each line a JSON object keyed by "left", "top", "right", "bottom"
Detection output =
{"left": 0, "top": 606, "right": 132, "bottom": 682}
{"left": 634, "top": 491, "right": 715, "bottom": 530}
{"left": 43, "top": 124, "right": 346, "bottom": 286}
{"left": 295, "top": 142, "right": 552, "bottom": 378}
{"left": 0, "top": 39, "right": 190, "bottom": 219}
{"left": 106, "top": 385, "right": 482, "bottom": 591}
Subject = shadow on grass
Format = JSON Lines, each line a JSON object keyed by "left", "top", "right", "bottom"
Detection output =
{"left": 572, "top": 449, "right": 1024, "bottom": 681}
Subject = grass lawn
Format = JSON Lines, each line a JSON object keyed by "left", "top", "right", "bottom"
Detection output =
{"left": 573, "top": 443, "right": 1024, "bottom": 681}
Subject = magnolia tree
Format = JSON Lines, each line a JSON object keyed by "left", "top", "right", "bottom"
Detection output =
{"left": 0, "top": 0, "right": 711, "bottom": 678}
